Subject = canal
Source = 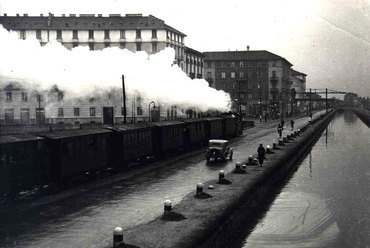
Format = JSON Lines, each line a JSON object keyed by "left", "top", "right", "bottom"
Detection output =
{"left": 238, "top": 110, "right": 370, "bottom": 248}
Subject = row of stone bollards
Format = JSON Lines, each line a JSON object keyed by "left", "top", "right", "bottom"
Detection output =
{"left": 113, "top": 128, "right": 304, "bottom": 247}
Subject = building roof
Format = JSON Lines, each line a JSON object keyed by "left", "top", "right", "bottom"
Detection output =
{"left": 203, "top": 50, "right": 293, "bottom": 66}
{"left": 291, "top": 69, "right": 307, "bottom": 76}
{"left": 0, "top": 14, "right": 186, "bottom": 36}
{"left": 185, "top": 46, "right": 205, "bottom": 57}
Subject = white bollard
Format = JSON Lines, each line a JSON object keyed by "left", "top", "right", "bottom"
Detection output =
{"left": 196, "top": 183, "right": 204, "bottom": 195}
{"left": 219, "top": 170, "right": 225, "bottom": 182}
{"left": 113, "top": 227, "right": 123, "bottom": 248}
{"left": 164, "top": 199, "right": 172, "bottom": 213}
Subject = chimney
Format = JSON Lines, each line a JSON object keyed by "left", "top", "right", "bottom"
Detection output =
{"left": 40, "top": 14, "right": 43, "bottom": 17}
{"left": 69, "top": 14, "right": 76, "bottom": 17}
{"left": 247, "top": 45, "right": 250, "bottom": 51}
{"left": 62, "top": 14, "right": 65, "bottom": 17}
{"left": 16, "top": 14, "right": 19, "bottom": 16}
{"left": 23, "top": 14, "right": 28, "bottom": 16}
{"left": 48, "top": 12, "right": 52, "bottom": 27}
{"left": 3, "top": 13, "right": 7, "bottom": 16}
{"left": 98, "top": 14, "right": 102, "bottom": 17}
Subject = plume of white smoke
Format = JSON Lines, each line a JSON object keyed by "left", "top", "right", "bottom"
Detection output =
{"left": 0, "top": 25, "right": 231, "bottom": 112}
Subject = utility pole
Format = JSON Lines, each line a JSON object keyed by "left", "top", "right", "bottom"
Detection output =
{"left": 309, "top": 88, "right": 312, "bottom": 114}
{"left": 325, "top": 88, "right": 328, "bottom": 113}
{"left": 122, "top": 75, "right": 127, "bottom": 124}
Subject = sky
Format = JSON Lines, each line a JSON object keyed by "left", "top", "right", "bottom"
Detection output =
{"left": 0, "top": 0, "right": 369, "bottom": 97}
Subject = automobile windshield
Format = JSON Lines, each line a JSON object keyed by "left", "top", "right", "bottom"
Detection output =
{"left": 209, "top": 142, "right": 223, "bottom": 147}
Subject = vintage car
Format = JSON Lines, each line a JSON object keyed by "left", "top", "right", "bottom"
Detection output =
{"left": 206, "top": 139, "right": 233, "bottom": 162}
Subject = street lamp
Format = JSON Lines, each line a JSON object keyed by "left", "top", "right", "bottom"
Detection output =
{"left": 148, "top": 101, "right": 156, "bottom": 123}
{"left": 258, "top": 81, "right": 262, "bottom": 121}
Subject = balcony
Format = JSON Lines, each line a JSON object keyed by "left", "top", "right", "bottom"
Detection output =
{"left": 270, "top": 76, "right": 278, "bottom": 82}
{"left": 270, "top": 87, "right": 279, "bottom": 93}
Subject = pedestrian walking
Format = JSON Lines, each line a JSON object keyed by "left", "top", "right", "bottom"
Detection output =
{"left": 290, "top": 120, "right": 295, "bottom": 130}
{"left": 257, "top": 144, "right": 266, "bottom": 166}
{"left": 281, "top": 119, "right": 285, "bottom": 128}
{"left": 277, "top": 124, "right": 283, "bottom": 138}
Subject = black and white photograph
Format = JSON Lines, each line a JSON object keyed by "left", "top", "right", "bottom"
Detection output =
{"left": 0, "top": 0, "right": 369, "bottom": 247}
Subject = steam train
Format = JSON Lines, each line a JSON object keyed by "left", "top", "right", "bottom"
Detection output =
{"left": 0, "top": 116, "right": 242, "bottom": 196}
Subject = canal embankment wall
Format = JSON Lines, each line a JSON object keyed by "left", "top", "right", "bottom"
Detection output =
{"left": 118, "top": 110, "right": 336, "bottom": 248}
{"left": 352, "top": 108, "right": 370, "bottom": 127}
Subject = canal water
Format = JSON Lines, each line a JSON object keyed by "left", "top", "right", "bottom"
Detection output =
{"left": 239, "top": 110, "right": 370, "bottom": 247}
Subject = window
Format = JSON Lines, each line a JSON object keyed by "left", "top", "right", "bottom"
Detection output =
{"left": 89, "top": 30, "right": 94, "bottom": 39}
{"left": 89, "top": 43, "right": 94, "bottom": 51}
{"left": 136, "top": 42, "right": 141, "bottom": 51}
{"left": 272, "top": 71, "right": 276, "bottom": 77}
{"left": 207, "top": 71, "right": 212, "bottom": 78}
{"left": 231, "top": 62, "right": 235, "bottom": 67}
{"left": 120, "top": 30, "right": 125, "bottom": 39}
{"left": 239, "top": 61, "right": 244, "bottom": 67}
{"left": 152, "top": 29, "right": 157, "bottom": 38}
{"left": 22, "top": 92, "right": 28, "bottom": 101}
{"left": 58, "top": 92, "right": 63, "bottom": 101}
{"left": 36, "top": 29, "right": 41, "bottom": 39}
{"left": 137, "top": 107, "right": 143, "bottom": 116}
{"left": 239, "top": 72, "right": 244, "bottom": 78}
{"left": 6, "top": 92, "right": 12, "bottom": 101}
{"left": 104, "top": 42, "right": 110, "bottom": 48}
{"left": 231, "top": 72, "right": 235, "bottom": 78}
{"left": 90, "top": 107, "right": 96, "bottom": 116}
{"left": 57, "top": 30, "right": 62, "bottom": 39}
{"left": 152, "top": 43, "right": 157, "bottom": 53}
{"left": 20, "top": 30, "right": 26, "bottom": 39}
{"left": 58, "top": 108, "right": 64, "bottom": 117}
{"left": 37, "top": 94, "right": 43, "bottom": 101}
{"left": 74, "top": 108, "right": 80, "bottom": 116}
{"left": 104, "top": 30, "right": 110, "bottom": 39}
{"left": 136, "top": 30, "right": 141, "bottom": 39}
{"left": 73, "top": 30, "right": 78, "bottom": 39}
{"left": 221, "top": 72, "right": 226, "bottom": 78}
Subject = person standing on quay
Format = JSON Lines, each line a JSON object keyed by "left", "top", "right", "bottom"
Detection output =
{"left": 290, "top": 120, "right": 295, "bottom": 130}
{"left": 257, "top": 144, "right": 266, "bottom": 167}
{"left": 278, "top": 124, "right": 283, "bottom": 138}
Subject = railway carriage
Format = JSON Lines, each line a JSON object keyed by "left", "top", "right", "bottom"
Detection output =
{"left": 205, "top": 117, "right": 223, "bottom": 140}
{"left": 0, "top": 134, "right": 49, "bottom": 196}
{"left": 108, "top": 123, "right": 154, "bottom": 168}
{"left": 222, "top": 115, "right": 237, "bottom": 137}
{"left": 152, "top": 121, "right": 186, "bottom": 156}
{"left": 182, "top": 118, "right": 207, "bottom": 148}
{"left": 38, "top": 129, "right": 112, "bottom": 182}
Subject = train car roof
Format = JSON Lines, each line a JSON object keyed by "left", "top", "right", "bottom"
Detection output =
{"left": 204, "top": 117, "right": 223, "bottom": 121}
{"left": 36, "top": 128, "right": 112, "bottom": 139}
{"left": 0, "top": 133, "right": 44, "bottom": 144}
{"left": 152, "top": 120, "right": 185, "bottom": 127}
{"left": 180, "top": 118, "right": 207, "bottom": 123}
{"left": 106, "top": 123, "right": 154, "bottom": 132}
{"left": 222, "top": 115, "right": 237, "bottom": 119}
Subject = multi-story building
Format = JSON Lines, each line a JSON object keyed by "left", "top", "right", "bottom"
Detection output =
{"left": 184, "top": 46, "right": 204, "bottom": 79}
{"left": 290, "top": 69, "right": 307, "bottom": 113}
{"left": 203, "top": 50, "right": 293, "bottom": 118}
{"left": 0, "top": 81, "right": 187, "bottom": 125}
{"left": 0, "top": 13, "right": 188, "bottom": 70}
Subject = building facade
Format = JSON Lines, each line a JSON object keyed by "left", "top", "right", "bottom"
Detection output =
{"left": 290, "top": 69, "right": 307, "bottom": 113}
{"left": 0, "top": 81, "right": 190, "bottom": 125}
{"left": 0, "top": 13, "right": 189, "bottom": 70}
{"left": 203, "top": 50, "right": 293, "bottom": 118}
{"left": 184, "top": 46, "right": 204, "bottom": 79}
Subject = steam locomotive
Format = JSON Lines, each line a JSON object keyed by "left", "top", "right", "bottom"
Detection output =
{"left": 0, "top": 116, "right": 242, "bottom": 196}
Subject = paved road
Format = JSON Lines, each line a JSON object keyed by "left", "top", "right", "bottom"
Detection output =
{"left": 0, "top": 110, "right": 326, "bottom": 248}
